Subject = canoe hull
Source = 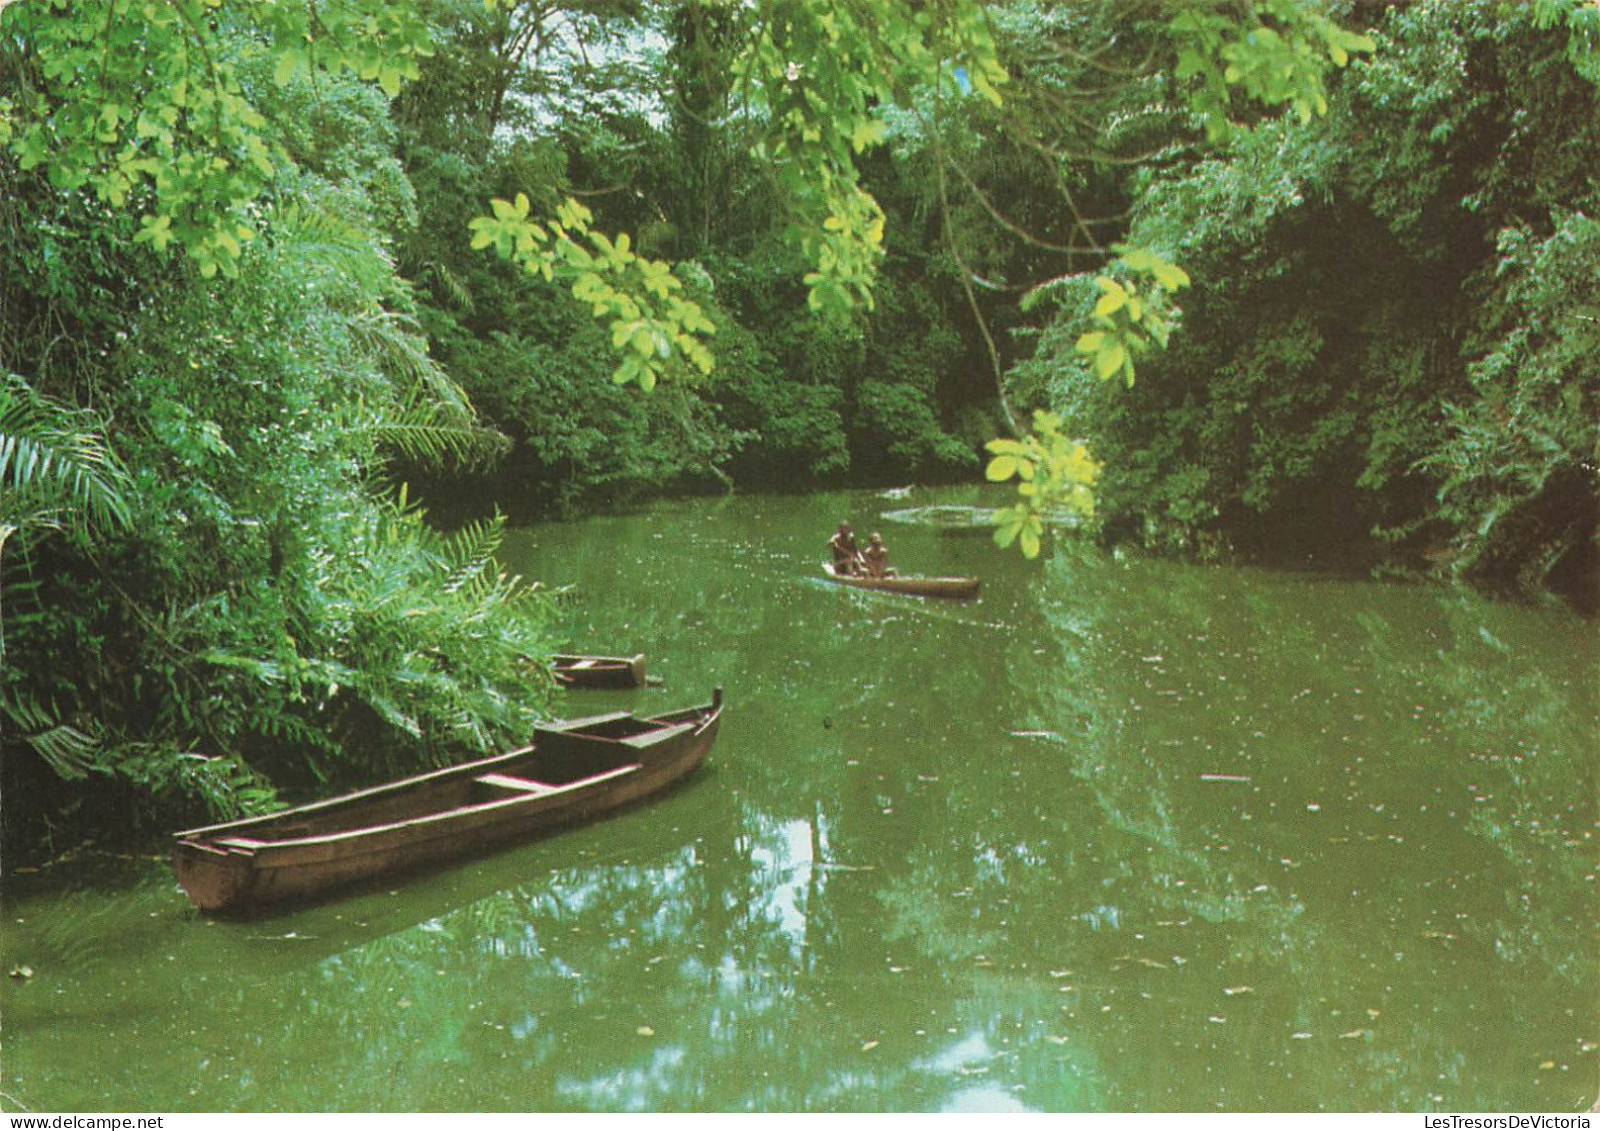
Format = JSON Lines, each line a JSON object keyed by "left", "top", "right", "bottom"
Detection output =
{"left": 822, "top": 563, "right": 980, "bottom": 600}
{"left": 552, "top": 653, "right": 648, "bottom": 689}
{"left": 172, "top": 693, "right": 721, "bottom": 914}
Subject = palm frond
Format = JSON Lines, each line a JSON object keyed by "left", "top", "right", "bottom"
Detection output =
{"left": 0, "top": 374, "right": 132, "bottom": 540}
{"left": 262, "top": 203, "right": 396, "bottom": 301}
{"left": 358, "top": 384, "right": 509, "bottom": 469}
{"left": 2, "top": 691, "right": 103, "bottom": 781}
{"left": 438, "top": 514, "right": 504, "bottom": 596}
{"left": 346, "top": 309, "right": 466, "bottom": 407}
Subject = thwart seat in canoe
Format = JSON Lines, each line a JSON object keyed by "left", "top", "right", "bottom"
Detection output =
{"left": 552, "top": 653, "right": 648, "bottom": 689}
{"left": 171, "top": 690, "right": 723, "bottom": 914}
{"left": 822, "top": 562, "right": 980, "bottom": 600}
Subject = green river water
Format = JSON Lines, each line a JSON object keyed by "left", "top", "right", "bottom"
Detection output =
{"left": 3, "top": 486, "right": 1596, "bottom": 1112}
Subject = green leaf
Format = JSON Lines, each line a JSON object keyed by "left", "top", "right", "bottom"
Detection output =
{"left": 272, "top": 49, "right": 303, "bottom": 86}
{"left": 1094, "top": 288, "right": 1128, "bottom": 318}
{"left": 985, "top": 455, "right": 1020, "bottom": 482}
{"left": 1095, "top": 341, "right": 1127, "bottom": 380}
{"left": 1152, "top": 261, "right": 1192, "bottom": 290}
{"left": 850, "top": 118, "right": 887, "bottom": 152}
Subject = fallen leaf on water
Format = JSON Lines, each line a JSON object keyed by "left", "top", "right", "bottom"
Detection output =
{"left": 1539, "top": 1061, "right": 1556, "bottom": 1071}
{"left": 636, "top": 1026, "right": 655, "bottom": 1037}
{"left": 861, "top": 1040, "right": 879, "bottom": 1052}
{"left": 9, "top": 965, "right": 33, "bottom": 980}
{"left": 1339, "top": 1030, "right": 1368, "bottom": 1040}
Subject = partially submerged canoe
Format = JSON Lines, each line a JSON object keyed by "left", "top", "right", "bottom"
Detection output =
{"left": 822, "top": 562, "right": 980, "bottom": 600}
{"left": 171, "top": 690, "right": 723, "bottom": 913}
{"left": 552, "top": 652, "right": 648, "bottom": 689}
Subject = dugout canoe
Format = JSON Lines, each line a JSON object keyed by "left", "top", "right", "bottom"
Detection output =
{"left": 171, "top": 690, "right": 723, "bottom": 913}
{"left": 822, "top": 562, "right": 980, "bottom": 600}
{"left": 552, "top": 653, "right": 649, "bottom": 689}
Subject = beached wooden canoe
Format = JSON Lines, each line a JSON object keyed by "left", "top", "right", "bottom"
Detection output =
{"left": 171, "top": 690, "right": 723, "bottom": 914}
{"left": 823, "top": 562, "right": 980, "bottom": 600}
{"left": 552, "top": 652, "right": 648, "bottom": 689}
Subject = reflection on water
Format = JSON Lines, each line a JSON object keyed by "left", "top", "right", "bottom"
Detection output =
{"left": 2, "top": 487, "right": 1595, "bottom": 1112}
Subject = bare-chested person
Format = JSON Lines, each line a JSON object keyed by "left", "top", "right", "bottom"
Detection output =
{"left": 828, "top": 522, "right": 863, "bottom": 575}
{"left": 861, "top": 532, "right": 894, "bottom": 579}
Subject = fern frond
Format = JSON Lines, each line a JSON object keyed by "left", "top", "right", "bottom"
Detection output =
{"left": 0, "top": 374, "right": 132, "bottom": 538}
{"left": 438, "top": 515, "right": 504, "bottom": 596}
{"left": 2, "top": 690, "right": 104, "bottom": 781}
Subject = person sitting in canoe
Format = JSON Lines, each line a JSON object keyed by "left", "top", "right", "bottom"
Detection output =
{"left": 828, "top": 522, "right": 863, "bottom": 575}
{"left": 862, "top": 532, "right": 895, "bottom": 579}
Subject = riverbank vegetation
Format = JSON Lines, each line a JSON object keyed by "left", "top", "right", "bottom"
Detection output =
{"left": 2, "top": 0, "right": 1595, "bottom": 859}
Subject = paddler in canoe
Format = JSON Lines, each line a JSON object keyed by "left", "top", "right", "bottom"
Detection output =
{"left": 828, "top": 521, "right": 863, "bottom": 576}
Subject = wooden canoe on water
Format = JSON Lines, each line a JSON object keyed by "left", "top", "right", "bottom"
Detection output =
{"left": 171, "top": 690, "right": 723, "bottom": 914}
{"left": 823, "top": 562, "right": 980, "bottom": 600}
{"left": 552, "top": 652, "right": 648, "bottom": 689}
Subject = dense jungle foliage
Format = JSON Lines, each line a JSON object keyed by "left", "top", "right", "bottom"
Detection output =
{"left": 1, "top": 0, "right": 1595, "bottom": 859}
{"left": 1012, "top": 0, "right": 1600, "bottom": 602}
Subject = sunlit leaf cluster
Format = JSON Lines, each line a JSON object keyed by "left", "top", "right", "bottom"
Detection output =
{"left": 985, "top": 410, "right": 1101, "bottom": 558}
{"left": 0, "top": 0, "right": 433, "bottom": 277}
{"left": 734, "top": 0, "right": 1007, "bottom": 319}
{"left": 1171, "top": 0, "right": 1376, "bottom": 142}
{"left": 470, "top": 193, "right": 716, "bottom": 391}
{"left": 1071, "top": 246, "right": 1192, "bottom": 388}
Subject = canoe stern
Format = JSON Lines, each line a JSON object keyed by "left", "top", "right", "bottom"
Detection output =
{"left": 172, "top": 839, "right": 255, "bottom": 913}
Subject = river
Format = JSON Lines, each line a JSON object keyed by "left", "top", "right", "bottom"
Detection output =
{"left": 3, "top": 486, "right": 1596, "bottom": 1112}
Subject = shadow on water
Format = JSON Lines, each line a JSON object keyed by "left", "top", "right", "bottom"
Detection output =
{"left": 3, "top": 487, "right": 1595, "bottom": 1112}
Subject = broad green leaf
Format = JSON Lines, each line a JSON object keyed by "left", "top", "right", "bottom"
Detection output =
{"left": 985, "top": 455, "right": 1020, "bottom": 482}
{"left": 1094, "top": 288, "right": 1128, "bottom": 318}
{"left": 1152, "top": 261, "right": 1192, "bottom": 290}
{"left": 1095, "top": 341, "right": 1127, "bottom": 380}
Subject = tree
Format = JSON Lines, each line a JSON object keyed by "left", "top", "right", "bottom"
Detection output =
{"left": 0, "top": 0, "right": 557, "bottom": 853}
{"left": 1015, "top": 0, "right": 1598, "bottom": 599}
